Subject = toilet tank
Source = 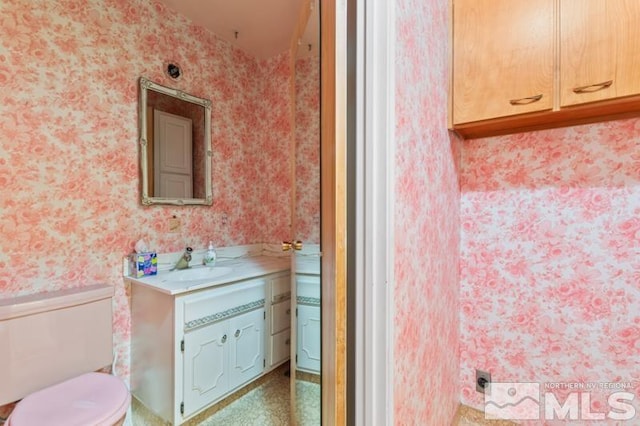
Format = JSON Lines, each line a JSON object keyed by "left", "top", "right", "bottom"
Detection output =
{"left": 0, "top": 284, "right": 114, "bottom": 405}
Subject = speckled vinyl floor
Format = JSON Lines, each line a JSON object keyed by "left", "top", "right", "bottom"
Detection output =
{"left": 131, "top": 372, "right": 510, "bottom": 426}
{"left": 132, "top": 368, "right": 321, "bottom": 425}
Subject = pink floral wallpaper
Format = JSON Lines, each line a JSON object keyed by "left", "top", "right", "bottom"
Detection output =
{"left": 0, "top": 0, "right": 292, "bottom": 402}
{"left": 295, "top": 56, "right": 320, "bottom": 244}
{"left": 460, "top": 118, "right": 640, "bottom": 424}
{"left": 394, "top": 0, "right": 461, "bottom": 423}
{"left": 254, "top": 53, "right": 293, "bottom": 243}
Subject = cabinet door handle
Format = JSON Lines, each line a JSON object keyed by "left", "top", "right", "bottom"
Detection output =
{"left": 221, "top": 334, "right": 227, "bottom": 343}
{"left": 286, "top": 308, "right": 291, "bottom": 315}
{"left": 285, "top": 338, "right": 290, "bottom": 345}
{"left": 509, "top": 94, "right": 543, "bottom": 105}
{"left": 572, "top": 80, "right": 613, "bottom": 94}
{"left": 234, "top": 329, "right": 241, "bottom": 338}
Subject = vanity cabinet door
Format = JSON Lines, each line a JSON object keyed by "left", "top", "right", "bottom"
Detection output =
{"left": 452, "top": 0, "right": 555, "bottom": 124}
{"left": 228, "top": 308, "right": 265, "bottom": 390}
{"left": 296, "top": 304, "right": 321, "bottom": 373}
{"left": 560, "top": 0, "right": 640, "bottom": 107}
{"left": 182, "top": 320, "right": 229, "bottom": 416}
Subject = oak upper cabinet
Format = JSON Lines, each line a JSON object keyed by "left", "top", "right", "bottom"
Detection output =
{"left": 560, "top": 0, "right": 640, "bottom": 107}
{"left": 452, "top": 0, "right": 555, "bottom": 124}
{"left": 451, "top": 0, "right": 640, "bottom": 138}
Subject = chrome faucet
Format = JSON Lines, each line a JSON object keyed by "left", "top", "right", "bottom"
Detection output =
{"left": 171, "top": 247, "right": 193, "bottom": 270}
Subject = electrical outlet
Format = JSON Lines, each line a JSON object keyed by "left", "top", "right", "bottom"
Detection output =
{"left": 476, "top": 369, "right": 491, "bottom": 394}
{"left": 168, "top": 217, "right": 181, "bottom": 233}
{"left": 221, "top": 213, "right": 229, "bottom": 227}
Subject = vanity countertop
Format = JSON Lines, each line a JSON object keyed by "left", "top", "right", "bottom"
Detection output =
{"left": 126, "top": 255, "right": 290, "bottom": 296}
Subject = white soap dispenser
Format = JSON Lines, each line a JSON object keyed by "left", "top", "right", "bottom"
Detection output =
{"left": 203, "top": 241, "right": 217, "bottom": 266}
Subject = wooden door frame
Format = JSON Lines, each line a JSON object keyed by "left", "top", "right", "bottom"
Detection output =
{"left": 322, "top": 1, "right": 396, "bottom": 424}
{"left": 320, "top": 0, "right": 347, "bottom": 424}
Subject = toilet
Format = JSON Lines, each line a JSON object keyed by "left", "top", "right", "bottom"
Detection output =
{"left": 0, "top": 284, "right": 131, "bottom": 426}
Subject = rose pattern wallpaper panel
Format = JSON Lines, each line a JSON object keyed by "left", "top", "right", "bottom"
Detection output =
{"left": 0, "top": 0, "right": 292, "bottom": 409}
{"left": 254, "top": 53, "right": 293, "bottom": 244}
{"left": 460, "top": 118, "right": 640, "bottom": 425}
{"left": 394, "top": 0, "right": 461, "bottom": 424}
{"left": 295, "top": 56, "right": 320, "bottom": 244}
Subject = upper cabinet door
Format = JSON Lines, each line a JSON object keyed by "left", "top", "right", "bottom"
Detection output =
{"left": 452, "top": 0, "right": 555, "bottom": 124}
{"left": 560, "top": 0, "right": 640, "bottom": 107}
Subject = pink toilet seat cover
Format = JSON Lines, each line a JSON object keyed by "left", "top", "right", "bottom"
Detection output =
{"left": 8, "top": 372, "right": 130, "bottom": 426}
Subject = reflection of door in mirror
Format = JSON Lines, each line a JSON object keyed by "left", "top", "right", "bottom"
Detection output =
{"left": 153, "top": 110, "right": 193, "bottom": 198}
{"left": 292, "top": 2, "right": 321, "bottom": 423}
{"left": 145, "top": 89, "right": 207, "bottom": 199}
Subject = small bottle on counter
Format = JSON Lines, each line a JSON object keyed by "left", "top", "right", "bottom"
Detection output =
{"left": 203, "top": 241, "right": 217, "bottom": 266}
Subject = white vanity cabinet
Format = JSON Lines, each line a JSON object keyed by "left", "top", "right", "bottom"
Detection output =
{"left": 130, "top": 269, "right": 289, "bottom": 425}
{"left": 181, "top": 280, "right": 265, "bottom": 417}
{"left": 296, "top": 274, "right": 321, "bottom": 374}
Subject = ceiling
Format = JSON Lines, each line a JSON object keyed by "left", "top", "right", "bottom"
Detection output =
{"left": 157, "top": 0, "right": 319, "bottom": 60}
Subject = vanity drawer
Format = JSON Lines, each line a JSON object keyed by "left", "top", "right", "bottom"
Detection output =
{"left": 270, "top": 329, "right": 291, "bottom": 366}
{"left": 271, "top": 300, "right": 291, "bottom": 334}
{"left": 270, "top": 274, "right": 290, "bottom": 303}
{"left": 181, "top": 278, "right": 266, "bottom": 328}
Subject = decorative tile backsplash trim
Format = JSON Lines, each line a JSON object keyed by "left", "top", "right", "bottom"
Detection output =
{"left": 297, "top": 296, "right": 320, "bottom": 307}
{"left": 184, "top": 299, "right": 265, "bottom": 331}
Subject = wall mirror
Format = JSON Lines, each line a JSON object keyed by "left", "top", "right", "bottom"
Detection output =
{"left": 138, "top": 77, "right": 213, "bottom": 206}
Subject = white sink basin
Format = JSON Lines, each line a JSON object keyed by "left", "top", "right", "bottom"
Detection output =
{"left": 170, "top": 266, "right": 233, "bottom": 282}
